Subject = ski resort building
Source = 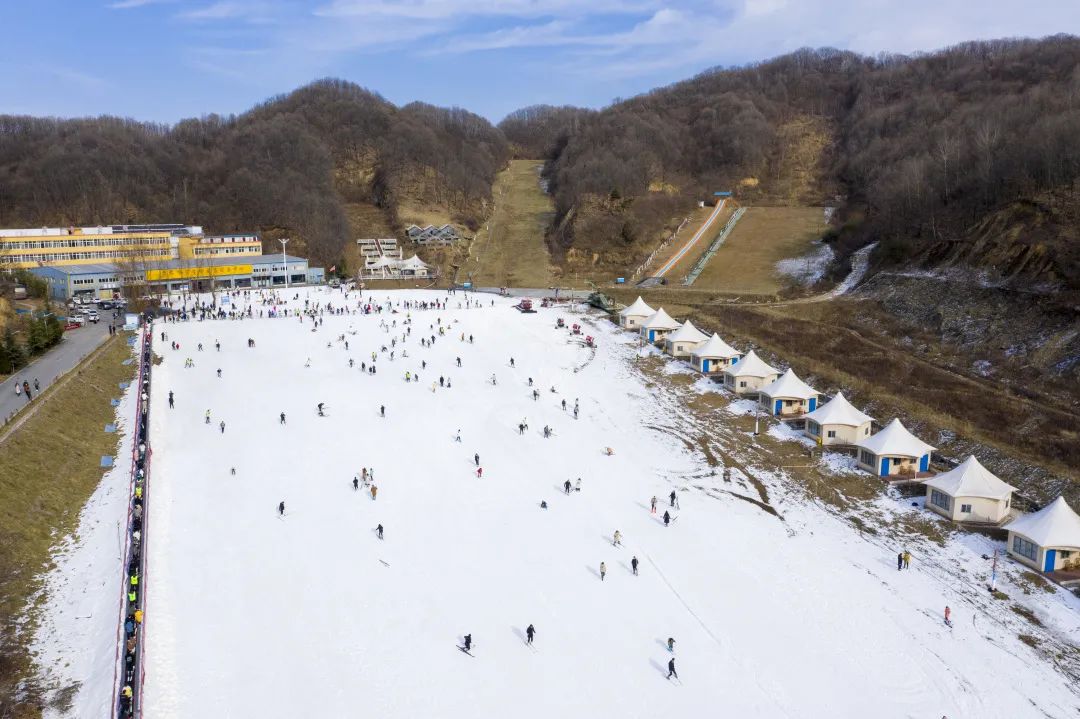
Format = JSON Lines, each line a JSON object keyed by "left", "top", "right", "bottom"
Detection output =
{"left": 663, "top": 320, "right": 710, "bottom": 358}
{"left": 803, "top": 392, "right": 873, "bottom": 445}
{"left": 639, "top": 308, "right": 681, "bottom": 344}
{"left": 722, "top": 350, "right": 779, "bottom": 395}
{"left": 855, "top": 419, "right": 935, "bottom": 478}
{"left": 360, "top": 255, "right": 435, "bottom": 280}
{"left": 406, "top": 224, "right": 463, "bottom": 245}
{"left": 923, "top": 456, "right": 1016, "bottom": 524}
{"left": 618, "top": 296, "right": 655, "bottom": 329}
{"left": 757, "top": 368, "right": 820, "bottom": 417}
{"left": 690, "top": 333, "right": 741, "bottom": 374}
{"left": 1004, "top": 497, "right": 1080, "bottom": 573}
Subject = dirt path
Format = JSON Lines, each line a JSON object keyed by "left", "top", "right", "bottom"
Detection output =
{"left": 461, "top": 160, "right": 555, "bottom": 287}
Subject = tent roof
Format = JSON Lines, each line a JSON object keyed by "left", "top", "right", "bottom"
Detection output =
{"left": 723, "top": 349, "right": 778, "bottom": 378}
{"left": 759, "top": 368, "right": 819, "bottom": 400}
{"left": 619, "top": 296, "right": 655, "bottom": 317}
{"left": 923, "top": 456, "right": 1016, "bottom": 501}
{"left": 641, "top": 308, "right": 681, "bottom": 330}
{"left": 691, "top": 333, "right": 740, "bottom": 359}
{"left": 856, "top": 418, "right": 935, "bottom": 458}
{"left": 400, "top": 255, "right": 430, "bottom": 269}
{"left": 1004, "top": 497, "right": 1080, "bottom": 548}
{"left": 804, "top": 391, "right": 872, "bottom": 427}
{"left": 666, "top": 320, "right": 710, "bottom": 344}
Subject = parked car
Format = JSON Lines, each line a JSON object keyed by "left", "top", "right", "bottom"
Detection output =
{"left": 99, "top": 301, "right": 113, "bottom": 310}
{"left": 67, "top": 315, "right": 86, "bottom": 326}
{"left": 87, "top": 310, "right": 100, "bottom": 324}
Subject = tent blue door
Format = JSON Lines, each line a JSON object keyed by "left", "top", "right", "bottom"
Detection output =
{"left": 808, "top": 397, "right": 817, "bottom": 412}
{"left": 880, "top": 457, "right": 890, "bottom": 476}
{"left": 1045, "top": 549, "right": 1057, "bottom": 572}
{"left": 774, "top": 400, "right": 782, "bottom": 415}
{"left": 731, "top": 356, "right": 739, "bottom": 364}
{"left": 648, "top": 330, "right": 655, "bottom": 342}
{"left": 702, "top": 359, "right": 710, "bottom": 372}
{"left": 919, "top": 454, "right": 929, "bottom": 472}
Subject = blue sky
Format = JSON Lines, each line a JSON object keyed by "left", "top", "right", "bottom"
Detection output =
{"left": 1, "top": 1, "right": 1077, "bottom": 125}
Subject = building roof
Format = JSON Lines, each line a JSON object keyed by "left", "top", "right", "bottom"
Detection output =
{"left": 691, "top": 333, "right": 740, "bottom": 359}
{"left": 759, "top": 368, "right": 819, "bottom": 400}
{"left": 723, "top": 349, "right": 778, "bottom": 378}
{"left": 619, "top": 296, "right": 655, "bottom": 318}
{"left": 1004, "top": 497, "right": 1080, "bottom": 548}
{"left": 923, "top": 455, "right": 1016, "bottom": 501}
{"left": 400, "top": 255, "right": 431, "bottom": 270}
{"left": 28, "top": 254, "right": 306, "bottom": 277}
{"left": 32, "top": 263, "right": 123, "bottom": 276}
{"left": 640, "top": 308, "right": 681, "bottom": 330}
{"left": 665, "top": 320, "right": 710, "bottom": 345}
{"left": 803, "top": 391, "right": 872, "bottom": 427}
{"left": 856, "top": 418, "right": 935, "bottom": 458}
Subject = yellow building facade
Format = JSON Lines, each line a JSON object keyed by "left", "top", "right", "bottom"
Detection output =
{"left": 178, "top": 234, "right": 262, "bottom": 259}
{"left": 0, "top": 225, "right": 184, "bottom": 269}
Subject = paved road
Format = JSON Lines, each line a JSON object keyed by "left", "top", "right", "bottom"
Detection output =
{"left": 0, "top": 319, "right": 113, "bottom": 424}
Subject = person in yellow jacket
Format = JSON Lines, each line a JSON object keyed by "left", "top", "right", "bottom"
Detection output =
{"left": 134, "top": 609, "right": 144, "bottom": 624}
{"left": 370, "top": 484, "right": 378, "bottom": 500}
{"left": 599, "top": 562, "right": 607, "bottom": 581}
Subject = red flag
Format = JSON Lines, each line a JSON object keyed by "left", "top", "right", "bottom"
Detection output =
{"left": 329, "top": 265, "right": 336, "bottom": 273}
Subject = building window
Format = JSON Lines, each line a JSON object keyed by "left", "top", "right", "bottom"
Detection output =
{"left": 826, "top": 430, "right": 836, "bottom": 438}
{"left": 739, "top": 381, "right": 747, "bottom": 388}
{"left": 859, "top": 450, "right": 875, "bottom": 466}
{"left": 930, "top": 490, "right": 952, "bottom": 511}
{"left": 960, "top": 503, "right": 972, "bottom": 514}
{"left": 1012, "top": 536, "right": 1037, "bottom": 561}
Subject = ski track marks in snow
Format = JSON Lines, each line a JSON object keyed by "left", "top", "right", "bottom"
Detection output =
{"left": 131, "top": 288, "right": 1080, "bottom": 719}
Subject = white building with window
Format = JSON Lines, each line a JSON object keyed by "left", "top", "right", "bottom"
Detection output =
{"left": 618, "top": 296, "right": 655, "bottom": 329}
{"left": 855, "top": 418, "right": 935, "bottom": 477}
{"left": 922, "top": 456, "right": 1016, "bottom": 524}
{"left": 690, "top": 333, "right": 741, "bottom": 374}
{"left": 757, "top": 368, "right": 820, "bottom": 417}
{"left": 663, "top": 320, "right": 710, "bottom": 358}
{"left": 803, "top": 392, "right": 873, "bottom": 445}
{"left": 722, "top": 350, "right": 779, "bottom": 395}
{"left": 639, "top": 308, "right": 681, "bottom": 344}
{"left": 1004, "top": 497, "right": 1080, "bottom": 574}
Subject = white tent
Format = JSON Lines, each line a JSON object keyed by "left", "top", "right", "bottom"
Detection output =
{"left": 856, "top": 418, "right": 935, "bottom": 477}
{"left": 804, "top": 392, "right": 872, "bottom": 427}
{"left": 724, "top": 350, "right": 777, "bottom": 378}
{"left": 640, "top": 308, "right": 681, "bottom": 343}
{"left": 1005, "top": 497, "right": 1080, "bottom": 549}
{"left": 664, "top": 320, "right": 710, "bottom": 357}
{"left": 803, "top": 392, "right": 873, "bottom": 445}
{"left": 759, "top": 368, "right": 818, "bottom": 400}
{"left": 857, "top": 419, "right": 935, "bottom": 458}
{"left": 690, "top": 333, "right": 741, "bottom": 374}
{"left": 618, "top": 296, "right": 655, "bottom": 318}
{"left": 619, "top": 296, "right": 656, "bottom": 329}
{"left": 923, "top": 456, "right": 1015, "bottom": 501}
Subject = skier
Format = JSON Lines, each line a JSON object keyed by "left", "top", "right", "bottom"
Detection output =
{"left": 280, "top": 412, "right": 286, "bottom": 425}
{"left": 540, "top": 500, "right": 548, "bottom": 509}
{"left": 599, "top": 561, "right": 607, "bottom": 581}
{"left": 667, "top": 658, "right": 678, "bottom": 680}
{"left": 631, "top": 556, "right": 639, "bottom": 575}
{"left": 667, "top": 637, "right": 675, "bottom": 652}
{"left": 476, "top": 466, "right": 483, "bottom": 479}
{"left": 455, "top": 429, "right": 462, "bottom": 443}
{"left": 574, "top": 406, "right": 579, "bottom": 419}
{"left": 376, "top": 524, "right": 384, "bottom": 540}
{"left": 168, "top": 391, "right": 174, "bottom": 409}
{"left": 463, "top": 634, "right": 472, "bottom": 652}
{"left": 903, "top": 550, "right": 912, "bottom": 569}
{"left": 510, "top": 358, "right": 515, "bottom": 368}
{"left": 564, "top": 480, "right": 572, "bottom": 494}
{"left": 318, "top": 403, "right": 325, "bottom": 417}
{"left": 526, "top": 624, "right": 535, "bottom": 644}
{"left": 205, "top": 409, "right": 211, "bottom": 424}
{"left": 217, "top": 369, "right": 222, "bottom": 378}
{"left": 474, "top": 452, "right": 480, "bottom": 466}
{"left": 670, "top": 490, "right": 678, "bottom": 508}
{"left": 353, "top": 477, "right": 359, "bottom": 491}
{"left": 944, "top": 606, "right": 952, "bottom": 627}
{"left": 650, "top": 496, "right": 658, "bottom": 514}
{"left": 897, "top": 552, "right": 904, "bottom": 571}
{"left": 219, "top": 421, "right": 225, "bottom": 434}
{"left": 215, "top": 340, "right": 220, "bottom": 351}
{"left": 613, "top": 530, "right": 622, "bottom": 546}
{"left": 278, "top": 501, "right": 285, "bottom": 516}
{"left": 663, "top": 511, "right": 671, "bottom": 527}
{"left": 370, "top": 484, "right": 378, "bottom": 500}
{"left": 380, "top": 405, "right": 386, "bottom": 418}
{"left": 456, "top": 357, "right": 461, "bottom": 367}
{"left": 575, "top": 478, "right": 581, "bottom": 492}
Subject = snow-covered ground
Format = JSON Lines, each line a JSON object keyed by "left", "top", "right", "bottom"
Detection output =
{"left": 122, "top": 288, "right": 1080, "bottom": 718}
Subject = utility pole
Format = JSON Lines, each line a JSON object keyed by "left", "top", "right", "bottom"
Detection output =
{"left": 279, "top": 238, "right": 290, "bottom": 289}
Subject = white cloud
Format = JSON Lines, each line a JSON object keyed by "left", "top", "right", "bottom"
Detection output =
{"left": 108, "top": 0, "right": 171, "bottom": 8}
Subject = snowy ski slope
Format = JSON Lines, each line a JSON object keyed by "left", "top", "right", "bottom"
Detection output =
{"left": 139, "top": 288, "right": 1080, "bottom": 718}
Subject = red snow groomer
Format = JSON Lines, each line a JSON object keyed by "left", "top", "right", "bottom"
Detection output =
{"left": 556, "top": 318, "right": 566, "bottom": 329}
{"left": 514, "top": 298, "right": 537, "bottom": 313}
{"left": 585, "top": 335, "right": 596, "bottom": 348}
{"left": 571, "top": 323, "right": 582, "bottom": 335}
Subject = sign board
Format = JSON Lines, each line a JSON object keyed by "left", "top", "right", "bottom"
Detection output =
{"left": 146, "top": 264, "right": 253, "bottom": 282}
{"left": 462, "top": 282, "right": 472, "bottom": 289}
{"left": 123, "top": 313, "right": 140, "bottom": 331}
{"left": 615, "top": 277, "right": 625, "bottom": 284}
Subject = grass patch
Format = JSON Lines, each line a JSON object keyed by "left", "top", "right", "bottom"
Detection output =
{"left": 1011, "top": 605, "right": 1045, "bottom": 628}
{"left": 691, "top": 206, "right": 827, "bottom": 295}
{"left": 1018, "top": 571, "right": 1055, "bottom": 595}
{"left": 1018, "top": 634, "right": 1040, "bottom": 649}
{"left": 0, "top": 336, "right": 135, "bottom": 717}
{"left": 462, "top": 160, "right": 555, "bottom": 288}
{"left": 991, "top": 589, "right": 1009, "bottom": 600}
